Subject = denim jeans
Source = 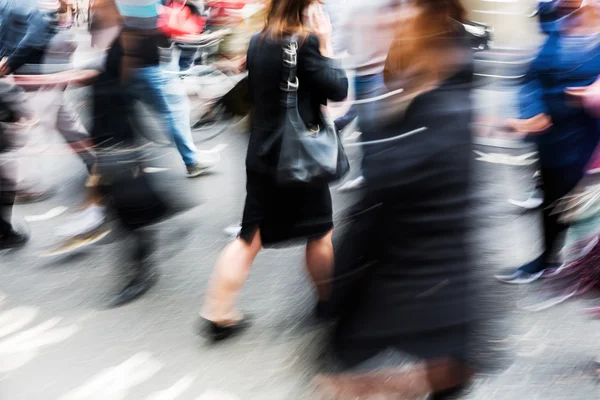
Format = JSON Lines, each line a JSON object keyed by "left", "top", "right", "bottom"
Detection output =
{"left": 335, "top": 73, "right": 385, "bottom": 136}
{"left": 128, "top": 66, "right": 198, "bottom": 165}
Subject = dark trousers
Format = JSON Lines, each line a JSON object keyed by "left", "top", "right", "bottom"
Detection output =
{"left": 520, "top": 163, "right": 586, "bottom": 273}
{"left": 0, "top": 175, "right": 15, "bottom": 235}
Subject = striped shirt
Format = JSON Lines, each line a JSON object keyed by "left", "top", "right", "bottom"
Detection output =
{"left": 115, "top": 0, "right": 161, "bottom": 30}
{"left": 37, "top": 0, "right": 60, "bottom": 12}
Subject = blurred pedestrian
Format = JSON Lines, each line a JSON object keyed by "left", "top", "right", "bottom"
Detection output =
{"left": 0, "top": 0, "right": 63, "bottom": 202}
{"left": 163, "top": 0, "right": 206, "bottom": 71}
{"left": 89, "top": 0, "right": 122, "bottom": 50}
{"left": 0, "top": 80, "right": 36, "bottom": 249}
{"left": 198, "top": 0, "right": 348, "bottom": 341}
{"left": 115, "top": 0, "right": 219, "bottom": 177}
{"left": 497, "top": 0, "right": 600, "bottom": 284}
{"left": 318, "top": 0, "right": 477, "bottom": 398}
{"left": 333, "top": 0, "right": 401, "bottom": 192}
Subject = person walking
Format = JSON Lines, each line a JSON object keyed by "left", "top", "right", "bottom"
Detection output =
{"left": 497, "top": 0, "right": 600, "bottom": 284}
{"left": 0, "top": 79, "right": 36, "bottom": 249}
{"left": 317, "top": 0, "right": 478, "bottom": 398}
{"left": 115, "top": 0, "right": 219, "bottom": 177}
{"left": 333, "top": 0, "right": 400, "bottom": 192}
{"left": 198, "top": 0, "right": 348, "bottom": 341}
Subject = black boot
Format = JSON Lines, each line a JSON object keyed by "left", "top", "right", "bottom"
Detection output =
{"left": 111, "top": 230, "right": 158, "bottom": 307}
{"left": 0, "top": 228, "right": 29, "bottom": 249}
{"left": 200, "top": 316, "right": 252, "bottom": 342}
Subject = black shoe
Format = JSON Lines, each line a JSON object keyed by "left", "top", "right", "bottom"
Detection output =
{"left": 110, "top": 267, "right": 158, "bottom": 308}
{"left": 315, "top": 301, "right": 330, "bottom": 321}
{"left": 200, "top": 316, "right": 251, "bottom": 342}
{"left": 430, "top": 383, "right": 469, "bottom": 400}
{"left": 0, "top": 229, "right": 30, "bottom": 249}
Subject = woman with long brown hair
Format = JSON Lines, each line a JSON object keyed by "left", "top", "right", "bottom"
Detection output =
{"left": 318, "top": 0, "right": 478, "bottom": 398}
{"left": 198, "top": 0, "right": 348, "bottom": 341}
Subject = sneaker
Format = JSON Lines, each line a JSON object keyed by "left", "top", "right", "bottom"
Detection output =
{"left": 56, "top": 205, "right": 106, "bottom": 238}
{"left": 41, "top": 229, "right": 112, "bottom": 257}
{"left": 338, "top": 176, "right": 365, "bottom": 192}
{"left": 495, "top": 269, "right": 544, "bottom": 284}
{"left": 0, "top": 228, "right": 30, "bottom": 249}
{"left": 186, "top": 163, "right": 210, "bottom": 178}
{"left": 186, "top": 152, "right": 220, "bottom": 178}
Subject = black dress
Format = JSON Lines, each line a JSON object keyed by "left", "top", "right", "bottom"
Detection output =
{"left": 240, "top": 33, "right": 348, "bottom": 245}
{"left": 328, "top": 33, "right": 476, "bottom": 368}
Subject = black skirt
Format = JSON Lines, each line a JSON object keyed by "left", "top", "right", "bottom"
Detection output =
{"left": 239, "top": 171, "right": 333, "bottom": 246}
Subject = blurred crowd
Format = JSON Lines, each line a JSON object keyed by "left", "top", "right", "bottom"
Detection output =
{"left": 1, "top": 0, "right": 600, "bottom": 398}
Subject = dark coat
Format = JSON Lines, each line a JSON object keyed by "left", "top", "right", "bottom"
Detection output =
{"left": 245, "top": 33, "right": 348, "bottom": 173}
{"left": 328, "top": 34, "right": 476, "bottom": 368}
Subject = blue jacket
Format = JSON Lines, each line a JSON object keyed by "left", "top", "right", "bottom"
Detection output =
{"left": 0, "top": 0, "right": 58, "bottom": 73}
{"left": 519, "top": 30, "right": 600, "bottom": 168}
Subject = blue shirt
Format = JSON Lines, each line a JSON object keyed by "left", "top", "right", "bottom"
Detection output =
{"left": 519, "top": 29, "right": 600, "bottom": 168}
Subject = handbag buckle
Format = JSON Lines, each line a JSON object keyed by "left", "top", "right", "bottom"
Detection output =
{"left": 283, "top": 40, "right": 298, "bottom": 66}
{"left": 280, "top": 77, "right": 299, "bottom": 91}
{"left": 283, "top": 49, "right": 297, "bottom": 66}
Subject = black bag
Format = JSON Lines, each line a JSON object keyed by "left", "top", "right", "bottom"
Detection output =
{"left": 220, "top": 75, "right": 250, "bottom": 117}
{"left": 96, "top": 151, "right": 170, "bottom": 230}
{"left": 272, "top": 37, "right": 349, "bottom": 186}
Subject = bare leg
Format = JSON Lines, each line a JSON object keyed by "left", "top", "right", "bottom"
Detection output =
{"left": 306, "top": 230, "right": 334, "bottom": 301}
{"left": 201, "top": 231, "right": 262, "bottom": 325}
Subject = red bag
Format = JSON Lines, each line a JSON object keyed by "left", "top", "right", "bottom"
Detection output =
{"left": 158, "top": 2, "right": 206, "bottom": 37}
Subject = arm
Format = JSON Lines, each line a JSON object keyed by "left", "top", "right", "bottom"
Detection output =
{"left": 5, "top": 11, "right": 57, "bottom": 73}
{"left": 507, "top": 38, "right": 555, "bottom": 134}
{"left": 302, "top": 35, "right": 348, "bottom": 102}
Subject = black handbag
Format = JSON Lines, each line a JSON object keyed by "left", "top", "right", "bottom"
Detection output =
{"left": 270, "top": 36, "right": 349, "bottom": 186}
{"left": 220, "top": 75, "right": 250, "bottom": 117}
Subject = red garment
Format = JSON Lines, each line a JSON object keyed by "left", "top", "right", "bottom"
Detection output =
{"left": 158, "top": 3, "right": 206, "bottom": 37}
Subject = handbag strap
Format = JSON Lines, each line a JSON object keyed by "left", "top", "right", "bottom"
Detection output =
{"left": 280, "top": 35, "right": 299, "bottom": 108}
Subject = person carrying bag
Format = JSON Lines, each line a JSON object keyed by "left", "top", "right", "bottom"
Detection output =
{"left": 197, "top": 0, "right": 348, "bottom": 342}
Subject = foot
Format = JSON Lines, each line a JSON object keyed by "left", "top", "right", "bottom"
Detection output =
{"left": 14, "top": 187, "right": 53, "bottom": 204}
{"left": 495, "top": 269, "right": 544, "bottom": 284}
{"left": 55, "top": 205, "right": 106, "bottom": 238}
{"left": 186, "top": 153, "right": 220, "bottom": 178}
{"left": 337, "top": 176, "right": 365, "bottom": 192}
{"left": 315, "top": 301, "right": 330, "bottom": 321}
{"left": 430, "top": 383, "right": 470, "bottom": 400}
{"left": 41, "top": 229, "right": 112, "bottom": 258}
{"left": 199, "top": 316, "right": 251, "bottom": 342}
{"left": 0, "top": 228, "right": 30, "bottom": 249}
{"left": 110, "top": 266, "right": 158, "bottom": 308}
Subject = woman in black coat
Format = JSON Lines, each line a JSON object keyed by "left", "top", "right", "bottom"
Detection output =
{"left": 199, "top": 0, "right": 348, "bottom": 341}
{"left": 320, "top": 1, "right": 477, "bottom": 398}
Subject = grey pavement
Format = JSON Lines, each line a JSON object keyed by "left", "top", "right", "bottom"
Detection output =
{"left": 1, "top": 111, "right": 599, "bottom": 399}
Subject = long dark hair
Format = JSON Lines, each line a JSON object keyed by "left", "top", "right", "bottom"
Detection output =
{"left": 263, "top": 0, "right": 312, "bottom": 39}
{"left": 384, "top": 0, "right": 469, "bottom": 91}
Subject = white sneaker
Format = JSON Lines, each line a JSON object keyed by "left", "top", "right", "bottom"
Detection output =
{"left": 56, "top": 205, "right": 106, "bottom": 238}
{"left": 196, "top": 150, "right": 221, "bottom": 169}
{"left": 186, "top": 151, "right": 221, "bottom": 178}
